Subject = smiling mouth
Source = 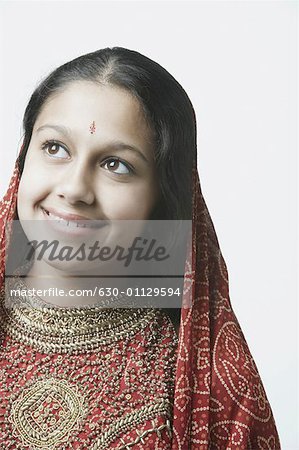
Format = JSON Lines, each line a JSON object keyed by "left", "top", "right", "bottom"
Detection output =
{"left": 41, "top": 207, "right": 105, "bottom": 229}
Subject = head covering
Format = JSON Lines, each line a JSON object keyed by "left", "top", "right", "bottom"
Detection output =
{"left": 171, "top": 167, "right": 281, "bottom": 449}
{"left": 0, "top": 158, "right": 280, "bottom": 449}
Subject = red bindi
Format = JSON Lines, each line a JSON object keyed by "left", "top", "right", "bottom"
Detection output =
{"left": 89, "top": 121, "right": 96, "bottom": 134}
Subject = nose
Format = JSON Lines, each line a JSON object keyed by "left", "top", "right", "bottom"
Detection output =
{"left": 55, "top": 163, "right": 95, "bottom": 205}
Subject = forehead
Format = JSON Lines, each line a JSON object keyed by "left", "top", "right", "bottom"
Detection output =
{"left": 34, "top": 81, "right": 153, "bottom": 144}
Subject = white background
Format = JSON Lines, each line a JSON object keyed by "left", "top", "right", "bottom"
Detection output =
{"left": 0, "top": 1, "right": 297, "bottom": 448}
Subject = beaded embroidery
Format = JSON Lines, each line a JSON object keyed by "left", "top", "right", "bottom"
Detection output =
{"left": 0, "top": 281, "right": 178, "bottom": 449}
{"left": 10, "top": 377, "right": 86, "bottom": 449}
{"left": 1, "top": 279, "right": 158, "bottom": 354}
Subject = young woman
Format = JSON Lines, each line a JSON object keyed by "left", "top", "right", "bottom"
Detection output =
{"left": 0, "top": 47, "right": 280, "bottom": 449}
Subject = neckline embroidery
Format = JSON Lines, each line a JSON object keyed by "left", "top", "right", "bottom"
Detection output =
{"left": 0, "top": 277, "right": 159, "bottom": 354}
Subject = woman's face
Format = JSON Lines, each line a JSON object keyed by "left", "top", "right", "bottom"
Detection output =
{"left": 17, "top": 81, "right": 158, "bottom": 226}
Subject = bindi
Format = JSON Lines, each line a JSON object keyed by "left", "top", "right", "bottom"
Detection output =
{"left": 89, "top": 121, "right": 96, "bottom": 134}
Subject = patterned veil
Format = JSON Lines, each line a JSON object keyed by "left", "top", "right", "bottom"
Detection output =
{"left": 0, "top": 157, "right": 281, "bottom": 448}
{"left": 171, "top": 167, "right": 281, "bottom": 449}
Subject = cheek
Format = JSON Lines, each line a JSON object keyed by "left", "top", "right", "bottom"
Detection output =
{"left": 98, "top": 180, "right": 157, "bottom": 219}
{"left": 17, "top": 167, "right": 50, "bottom": 219}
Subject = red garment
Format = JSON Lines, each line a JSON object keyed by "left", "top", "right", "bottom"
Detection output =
{"left": 0, "top": 161, "right": 281, "bottom": 449}
{"left": 0, "top": 283, "right": 178, "bottom": 449}
{"left": 171, "top": 168, "right": 280, "bottom": 449}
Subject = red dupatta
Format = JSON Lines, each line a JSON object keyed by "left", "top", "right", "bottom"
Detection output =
{"left": 171, "top": 167, "right": 281, "bottom": 449}
{"left": 0, "top": 160, "right": 281, "bottom": 449}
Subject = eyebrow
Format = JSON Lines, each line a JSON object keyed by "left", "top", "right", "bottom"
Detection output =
{"left": 36, "top": 124, "right": 71, "bottom": 138}
{"left": 35, "top": 124, "right": 149, "bottom": 163}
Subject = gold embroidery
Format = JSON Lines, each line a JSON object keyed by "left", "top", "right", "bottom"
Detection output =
{"left": 0, "top": 279, "right": 157, "bottom": 354}
{"left": 0, "top": 277, "right": 178, "bottom": 448}
{"left": 91, "top": 402, "right": 172, "bottom": 449}
{"left": 10, "top": 377, "right": 86, "bottom": 449}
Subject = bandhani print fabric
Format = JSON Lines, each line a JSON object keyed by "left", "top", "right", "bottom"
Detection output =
{"left": 171, "top": 169, "right": 281, "bottom": 449}
{"left": 0, "top": 160, "right": 281, "bottom": 449}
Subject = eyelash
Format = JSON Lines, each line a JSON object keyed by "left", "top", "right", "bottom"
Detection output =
{"left": 40, "top": 140, "right": 134, "bottom": 175}
{"left": 41, "top": 140, "right": 69, "bottom": 159}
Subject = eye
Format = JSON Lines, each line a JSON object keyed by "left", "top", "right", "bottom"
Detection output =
{"left": 101, "top": 158, "right": 132, "bottom": 175}
{"left": 41, "top": 140, "right": 70, "bottom": 159}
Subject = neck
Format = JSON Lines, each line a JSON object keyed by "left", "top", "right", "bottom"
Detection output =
{"left": 17, "top": 260, "right": 130, "bottom": 308}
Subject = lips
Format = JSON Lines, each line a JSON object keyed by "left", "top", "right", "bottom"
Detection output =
{"left": 41, "top": 206, "right": 104, "bottom": 229}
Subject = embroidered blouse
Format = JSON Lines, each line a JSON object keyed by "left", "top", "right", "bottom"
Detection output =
{"left": 0, "top": 280, "right": 178, "bottom": 449}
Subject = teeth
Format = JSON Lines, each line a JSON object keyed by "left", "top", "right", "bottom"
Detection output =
{"left": 43, "top": 209, "right": 87, "bottom": 228}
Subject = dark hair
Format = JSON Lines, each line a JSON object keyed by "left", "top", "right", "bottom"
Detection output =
{"left": 17, "top": 47, "right": 197, "bottom": 220}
